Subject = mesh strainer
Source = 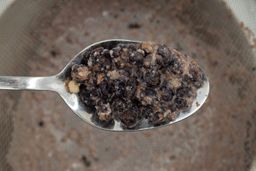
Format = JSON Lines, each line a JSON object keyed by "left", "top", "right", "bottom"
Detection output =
{"left": 0, "top": 0, "right": 255, "bottom": 171}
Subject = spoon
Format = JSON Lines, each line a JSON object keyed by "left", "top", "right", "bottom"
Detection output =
{"left": 0, "top": 39, "right": 210, "bottom": 131}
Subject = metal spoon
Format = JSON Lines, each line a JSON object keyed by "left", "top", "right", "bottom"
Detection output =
{"left": 0, "top": 39, "right": 210, "bottom": 131}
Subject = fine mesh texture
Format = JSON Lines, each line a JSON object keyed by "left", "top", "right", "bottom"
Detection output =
{"left": 0, "top": 0, "right": 255, "bottom": 171}
{"left": 0, "top": 1, "right": 57, "bottom": 170}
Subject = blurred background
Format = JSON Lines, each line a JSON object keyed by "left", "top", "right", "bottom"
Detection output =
{"left": 0, "top": 0, "right": 256, "bottom": 171}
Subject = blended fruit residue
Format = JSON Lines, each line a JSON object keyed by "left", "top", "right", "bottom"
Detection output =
{"left": 66, "top": 42, "right": 205, "bottom": 129}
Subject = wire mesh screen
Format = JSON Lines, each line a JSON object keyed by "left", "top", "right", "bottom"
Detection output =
{"left": 0, "top": 0, "right": 255, "bottom": 171}
{"left": 0, "top": 1, "right": 57, "bottom": 170}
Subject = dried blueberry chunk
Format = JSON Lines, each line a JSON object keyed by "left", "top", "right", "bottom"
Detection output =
{"left": 176, "top": 86, "right": 193, "bottom": 98}
{"left": 160, "top": 85, "right": 174, "bottom": 101}
{"left": 113, "top": 79, "right": 126, "bottom": 97}
{"left": 119, "top": 104, "right": 141, "bottom": 129}
{"left": 157, "top": 45, "right": 171, "bottom": 58}
{"left": 144, "top": 69, "right": 160, "bottom": 87}
{"left": 174, "top": 98, "right": 189, "bottom": 110}
{"left": 148, "top": 112, "right": 169, "bottom": 126}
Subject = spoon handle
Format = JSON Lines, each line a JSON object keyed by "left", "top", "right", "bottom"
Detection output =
{"left": 0, "top": 76, "right": 61, "bottom": 91}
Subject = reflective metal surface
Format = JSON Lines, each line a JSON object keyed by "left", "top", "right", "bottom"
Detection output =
{"left": 0, "top": 39, "right": 210, "bottom": 131}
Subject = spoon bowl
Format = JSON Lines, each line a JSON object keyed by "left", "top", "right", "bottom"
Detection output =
{"left": 0, "top": 39, "right": 210, "bottom": 131}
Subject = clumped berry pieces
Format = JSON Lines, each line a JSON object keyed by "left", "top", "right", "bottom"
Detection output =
{"left": 67, "top": 42, "right": 205, "bottom": 129}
